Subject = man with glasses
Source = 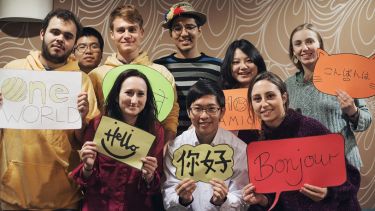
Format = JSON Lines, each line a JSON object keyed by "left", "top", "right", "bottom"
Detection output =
{"left": 73, "top": 27, "right": 104, "bottom": 74}
{"left": 163, "top": 79, "right": 248, "bottom": 210}
{"left": 154, "top": 2, "right": 222, "bottom": 135}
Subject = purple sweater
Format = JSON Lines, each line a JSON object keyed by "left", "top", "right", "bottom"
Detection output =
{"left": 249, "top": 109, "right": 361, "bottom": 211}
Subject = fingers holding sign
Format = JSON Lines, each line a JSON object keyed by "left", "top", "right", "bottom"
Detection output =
{"left": 300, "top": 183, "right": 328, "bottom": 202}
{"left": 0, "top": 92, "right": 3, "bottom": 108}
{"left": 141, "top": 156, "right": 158, "bottom": 183}
{"left": 209, "top": 178, "right": 228, "bottom": 206}
{"left": 176, "top": 178, "right": 196, "bottom": 205}
{"left": 336, "top": 90, "right": 357, "bottom": 117}
{"left": 77, "top": 92, "right": 89, "bottom": 121}
{"left": 243, "top": 183, "right": 268, "bottom": 206}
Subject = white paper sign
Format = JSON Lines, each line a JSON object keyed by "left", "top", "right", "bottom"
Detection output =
{"left": 0, "top": 69, "right": 82, "bottom": 129}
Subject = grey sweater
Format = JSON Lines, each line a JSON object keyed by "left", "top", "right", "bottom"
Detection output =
{"left": 285, "top": 71, "right": 372, "bottom": 170}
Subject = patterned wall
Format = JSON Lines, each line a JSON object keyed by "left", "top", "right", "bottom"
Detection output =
{"left": 0, "top": 0, "right": 374, "bottom": 208}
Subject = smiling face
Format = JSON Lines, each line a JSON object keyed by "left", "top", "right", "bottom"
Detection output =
{"left": 74, "top": 35, "right": 102, "bottom": 73}
{"left": 188, "top": 95, "right": 224, "bottom": 143}
{"left": 40, "top": 16, "right": 77, "bottom": 64}
{"left": 231, "top": 48, "right": 259, "bottom": 88}
{"left": 292, "top": 29, "right": 321, "bottom": 69}
{"left": 111, "top": 17, "right": 144, "bottom": 58}
{"left": 118, "top": 76, "right": 147, "bottom": 124}
{"left": 251, "top": 80, "right": 287, "bottom": 128}
{"left": 170, "top": 17, "right": 201, "bottom": 57}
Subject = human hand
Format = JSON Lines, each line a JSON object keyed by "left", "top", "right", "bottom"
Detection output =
{"left": 77, "top": 92, "right": 89, "bottom": 121}
{"left": 79, "top": 142, "right": 97, "bottom": 171}
{"left": 336, "top": 90, "right": 357, "bottom": 117}
{"left": 0, "top": 92, "right": 3, "bottom": 108}
{"left": 141, "top": 156, "right": 158, "bottom": 183}
{"left": 243, "top": 183, "right": 268, "bottom": 206}
{"left": 176, "top": 178, "right": 196, "bottom": 205}
{"left": 300, "top": 183, "right": 327, "bottom": 202}
{"left": 209, "top": 178, "right": 228, "bottom": 206}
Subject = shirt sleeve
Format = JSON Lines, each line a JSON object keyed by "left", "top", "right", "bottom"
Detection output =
{"left": 349, "top": 99, "right": 372, "bottom": 132}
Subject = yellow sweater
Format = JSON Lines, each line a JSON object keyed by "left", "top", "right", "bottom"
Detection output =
{"left": 89, "top": 52, "right": 179, "bottom": 133}
{"left": 0, "top": 51, "right": 100, "bottom": 209}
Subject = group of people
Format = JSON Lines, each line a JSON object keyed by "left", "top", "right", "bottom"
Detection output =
{"left": 0, "top": 1, "right": 372, "bottom": 211}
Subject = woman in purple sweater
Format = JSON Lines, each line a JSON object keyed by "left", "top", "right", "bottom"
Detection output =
{"left": 243, "top": 72, "right": 361, "bottom": 211}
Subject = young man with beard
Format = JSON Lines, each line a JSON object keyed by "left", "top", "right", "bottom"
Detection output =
{"left": 73, "top": 27, "right": 104, "bottom": 74}
{"left": 89, "top": 4, "right": 179, "bottom": 145}
{"left": 0, "top": 9, "right": 99, "bottom": 210}
{"left": 154, "top": 2, "right": 222, "bottom": 135}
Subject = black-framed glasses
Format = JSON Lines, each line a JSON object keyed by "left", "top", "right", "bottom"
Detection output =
{"left": 190, "top": 106, "right": 221, "bottom": 116}
{"left": 75, "top": 43, "right": 101, "bottom": 53}
{"left": 171, "top": 24, "right": 198, "bottom": 34}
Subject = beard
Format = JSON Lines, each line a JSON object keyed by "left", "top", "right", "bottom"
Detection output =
{"left": 41, "top": 40, "right": 73, "bottom": 64}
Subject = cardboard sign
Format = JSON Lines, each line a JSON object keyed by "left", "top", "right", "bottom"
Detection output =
{"left": 247, "top": 134, "right": 346, "bottom": 210}
{"left": 172, "top": 144, "right": 234, "bottom": 183}
{"left": 102, "top": 64, "right": 174, "bottom": 122}
{"left": 220, "top": 88, "right": 261, "bottom": 130}
{"left": 313, "top": 49, "right": 375, "bottom": 98}
{"left": 0, "top": 69, "right": 82, "bottom": 129}
{"left": 93, "top": 116, "right": 155, "bottom": 170}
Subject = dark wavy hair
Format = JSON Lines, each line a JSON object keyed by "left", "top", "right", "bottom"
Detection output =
{"left": 247, "top": 72, "right": 289, "bottom": 123}
{"left": 220, "top": 39, "right": 267, "bottom": 89}
{"left": 104, "top": 69, "right": 158, "bottom": 134}
{"left": 289, "top": 23, "right": 324, "bottom": 71}
{"left": 41, "top": 8, "right": 82, "bottom": 42}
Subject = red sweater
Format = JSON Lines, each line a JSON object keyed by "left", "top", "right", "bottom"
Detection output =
{"left": 70, "top": 116, "right": 165, "bottom": 211}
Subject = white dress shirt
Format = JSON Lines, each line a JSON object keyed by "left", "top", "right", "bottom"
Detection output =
{"left": 163, "top": 127, "right": 249, "bottom": 211}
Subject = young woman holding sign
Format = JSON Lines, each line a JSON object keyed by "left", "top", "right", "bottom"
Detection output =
{"left": 220, "top": 39, "right": 267, "bottom": 144}
{"left": 243, "top": 72, "right": 360, "bottom": 210}
{"left": 70, "top": 69, "right": 164, "bottom": 211}
{"left": 285, "top": 23, "right": 372, "bottom": 170}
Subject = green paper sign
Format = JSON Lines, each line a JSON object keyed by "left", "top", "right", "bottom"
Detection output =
{"left": 102, "top": 64, "right": 174, "bottom": 122}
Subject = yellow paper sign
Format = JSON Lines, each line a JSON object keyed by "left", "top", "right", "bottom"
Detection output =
{"left": 93, "top": 116, "right": 155, "bottom": 170}
{"left": 172, "top": 144, "right": 234, "bottom": 183}
{"left": 220, "top": 88, "right": 261, "bottom": 130}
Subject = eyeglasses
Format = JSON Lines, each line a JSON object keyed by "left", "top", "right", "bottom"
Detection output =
{"left": 171, "top": 24, "right": 198, "bottom": 34}
{"left": 75, "top": 43, "right": 101, "bottom": 53}
{"left": 190, "top": 106, "right": 221, "bottom": 116}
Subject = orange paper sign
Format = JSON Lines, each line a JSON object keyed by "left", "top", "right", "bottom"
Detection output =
{"left": 247, "top": 134, "right": 346, "bottom": 210}
{"left": 220, "top": 88, "right": 261, "bottom": 130}
{"left": 313, "top": 49, "right": 375, "bottom": 98}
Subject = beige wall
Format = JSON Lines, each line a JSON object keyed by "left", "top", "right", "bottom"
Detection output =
{"left": 0, "top": 0, "right": 374, "bottom": 208}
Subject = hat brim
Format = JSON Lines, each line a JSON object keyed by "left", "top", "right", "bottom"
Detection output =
{"left": 162, "top": 11, "right": 207, "bottom": 29}
{"left": 102, "top": 64, "right": 175, "bottom": 122}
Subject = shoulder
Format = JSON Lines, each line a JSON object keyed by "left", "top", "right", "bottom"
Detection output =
{"left": 217, "top": 128, "right": 247, "bottom": 152}
{"left": 299, "top": 114, "right": 331, "bottom": 136}
{"left": 153, "top": 54, "right": 175, "bottom": 64}
{"left": 199, "top": 53, "right": 222, "bottom": 65}
{"left": 4, "top": 58, "right": 28, "bottom": 69}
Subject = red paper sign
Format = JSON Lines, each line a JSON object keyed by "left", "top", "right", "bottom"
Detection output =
{"left": 247, "top": 134, "right": 346, "bottom": 210}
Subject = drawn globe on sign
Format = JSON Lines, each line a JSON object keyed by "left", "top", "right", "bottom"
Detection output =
{"left": 233, "top": 97, "right": 247, "bottom": 112}
{"left": 1, "top": 77, "right": 27, "bottom": 102}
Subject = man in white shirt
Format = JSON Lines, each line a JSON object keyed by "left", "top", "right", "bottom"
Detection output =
{"left": 163, "top": 79, "right": 248, "bottom": 211}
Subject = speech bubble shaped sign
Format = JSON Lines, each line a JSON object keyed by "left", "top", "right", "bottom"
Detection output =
{"left": 220, "top": 88, "right": 261, "bottom": 130}
{"left": 102, "top": 64, "right": 174, "bottom": 122}
{"left": 247, "top": 134, "right": 346, "bottom": 210}
{"left": 93, "top": 116, "right": 155, "bottom": 170}
{"left": 172, "top": 144, "right": 234, "bottom": 183}
{"left": 313, "top": 49, "right": 375, "bottom": 98}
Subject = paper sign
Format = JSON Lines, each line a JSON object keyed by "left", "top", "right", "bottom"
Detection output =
{"left": 247, "top": 134, "right": 346, "bottom": 210}
{"left": 220, "top": 88, "right": 261, "bottom": 130}
{"left": 102, "top": 64, "right": 174, "bottom": 122}
{"left": 313, "top": 49, "right": 375, "bottom": 98}
{"left": 172, "top": 144, "right": 234, "bottom": 183}
{"left": 0, "top": 69, "right": 82, "bottom": 129}
{"left": 93, "top": 116, "right": 155, "bottom": 170}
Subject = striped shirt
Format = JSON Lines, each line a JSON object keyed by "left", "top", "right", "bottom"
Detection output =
{"left": 154, "top": 53, "right": 222, "bottom": 135}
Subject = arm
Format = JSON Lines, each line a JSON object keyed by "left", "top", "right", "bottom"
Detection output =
{"left": 162, "top": 142, "right": 193, "bottom": 210}
{"left": 139, "top": 124, "right": 165, "bottom": 193}
{"left": 336, "top": 90, "right": 372, "bottom": 131}
{"left": 161, "top": 84, "right": 179, "bottom": 146}
{"left": 74, "top": 92, "right": 89, "bottom": 142}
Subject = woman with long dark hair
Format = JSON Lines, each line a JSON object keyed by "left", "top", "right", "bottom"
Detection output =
{"left": 71, "top": 69, "right": 164, "bottom": 211}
